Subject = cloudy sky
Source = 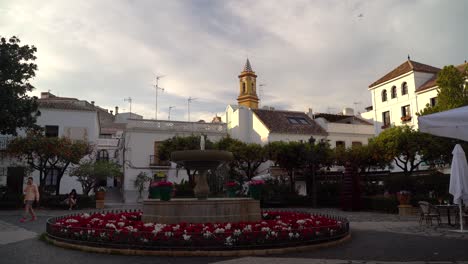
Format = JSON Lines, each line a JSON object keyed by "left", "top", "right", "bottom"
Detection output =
{"left": 1, "top": 0, "right": 467, "bottom": 121}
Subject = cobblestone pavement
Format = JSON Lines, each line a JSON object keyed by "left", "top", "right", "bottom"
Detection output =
{"left": 213, "top": 257, "right": 468, "bottom": 264}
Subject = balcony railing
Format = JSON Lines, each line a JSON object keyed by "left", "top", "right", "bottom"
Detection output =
{"left": 127, "top": 119, "right": 227, "bottom": 134}
{"left": 97, "top": 138, "right": 120, "bottom": 147}
{"left": 149, "top": 155, "right": 171, "bottom": 167}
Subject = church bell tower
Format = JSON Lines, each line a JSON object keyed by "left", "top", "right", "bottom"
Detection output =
{"left": 237, "top": 59, "right": 259, "bottom": 109}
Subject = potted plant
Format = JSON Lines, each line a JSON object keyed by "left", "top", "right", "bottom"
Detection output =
{"left": 225, "top": 181, "right": 238, "bottom": 198}
{"left": 95, "top": 186, "right": 106, "bottom": 200}
{"left": 151, "top": 180, "right": 174, "bottom": 201}
{"left": 396, "top": 190, "right": 411, "bottom": 205}
{"left": 248, "top": 180, "right": 265, "bottom": 200}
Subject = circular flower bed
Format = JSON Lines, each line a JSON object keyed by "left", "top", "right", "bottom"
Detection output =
{"left": 46, "top": 210, "right": 349, "bottom": 250}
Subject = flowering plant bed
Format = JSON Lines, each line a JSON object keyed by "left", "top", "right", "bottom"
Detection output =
{"left": 151, "top": 181, "right": 173, "bottom": 187}
{"left": 46, "top": 210, "right": 349, "bottom": 250}
{"left": 225, "top": 181, "right": 238, "bottom": 188}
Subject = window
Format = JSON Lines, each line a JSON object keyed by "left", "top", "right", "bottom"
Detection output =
{"left": 391, "top": 86, "right": 397, "bottom": 99}
{"left": 336, "top": 141, "right": 345, "bottom": 149}
{"left": 401, "top": 105, "right": 411, "bottom": 117}
{"left": 430, "top": 97, "right": 437, "bottom": 107}
{"left": 242, "top": 83, "right": 246, "bottom": 94}
{"left": 45, "top": 125, "right": 59, "bottom": 138}
{"left": 381, "top": 90, "right": 387, "bottom": 102}
{"left": 401, "top": 82, "right": 408, "bottom": 95}
{"left": 352, "top": 142, "right": 363, "bottom": 147}
{"left": 287, "top": 117, "right": 309, "bottom": 125}
{"left": 45, "top": 168, "right": 60, "bottom": 186}
{"left": 382, "top": 111, "right": 390, "bottom": 127}
{"left": 97, "top": 150, "right": 109, "bottom": 161}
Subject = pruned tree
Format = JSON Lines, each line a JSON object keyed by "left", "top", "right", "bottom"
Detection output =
{"left": 7, "top": 131, "right": 92, "bottom": 195}
{"left": 69, "top": 160, "right": 122, "bottom": 196}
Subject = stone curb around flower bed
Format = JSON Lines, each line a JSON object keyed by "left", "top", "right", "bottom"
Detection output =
{"left": 45, "top": 233, "right": 351, "bottom": 257}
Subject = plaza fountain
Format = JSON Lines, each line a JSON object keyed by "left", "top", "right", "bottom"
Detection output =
{"left": 142, "top": 136, "right": 261, "bottom": 224}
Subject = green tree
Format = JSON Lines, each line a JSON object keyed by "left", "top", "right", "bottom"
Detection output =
{"left": 372, "top": 126, "right": 449, "bottom": 177}
{"left": 0, "top": 36, "right": 40, "bottom": 135}
{"left": 7, "top": 131, "right": 92, "bottom": 195}
{"left": 418, "top": 65, "right": 468, "bottom": 116}
{"left": 304, "top": 137, "right": 333, "bottom": 206}
{"left": 269, "top": 141, "right": 307, "bottom": 193}
{"left": 69, "top": 160, "right": 122, "bottom": 196}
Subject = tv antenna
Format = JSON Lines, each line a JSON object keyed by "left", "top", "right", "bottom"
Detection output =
{"left": 187, "top": 97, "right": 197, "bottom": 122}
{"left": 124, "top": 97, "right": 132, "bottom": 116}
{"left": 353, "top": 101, "right": 362, "bottom": 114}
{"left": 259, "top": 83, "right": 266, "bottom": 104}
{"left": 168, "top": 106, "right": 176, "bottom": 120}
{"left": 153, "top": 74, "right": 166, "bottom": 120}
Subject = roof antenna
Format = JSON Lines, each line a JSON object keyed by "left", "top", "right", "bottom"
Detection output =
{"left": 408, "top": 54, "right": 410, "bottom": 60}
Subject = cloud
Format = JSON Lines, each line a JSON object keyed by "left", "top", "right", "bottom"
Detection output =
{"left": 1, "top": 0, "right": 467, "bottom": 120}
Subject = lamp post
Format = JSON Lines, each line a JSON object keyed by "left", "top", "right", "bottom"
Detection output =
{"left": 187, "top": 97, "right": 197, "bottom": 122}
{"left": 168, "top": 106, "right": 175, "bottom": 120}
{"left": 153, "top": 75, "right": 165, "bottom": 120}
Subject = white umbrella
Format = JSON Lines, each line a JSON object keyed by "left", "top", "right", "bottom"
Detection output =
{"left": 418, "top": 106, "right": 468, "bottom": 141}
{"left": 449, "top": 144, "right": 468, "bottom": 232}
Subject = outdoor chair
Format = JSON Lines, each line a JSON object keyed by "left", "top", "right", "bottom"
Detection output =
{"left": 418, "top": 201, "right": 441, "bottom": 226}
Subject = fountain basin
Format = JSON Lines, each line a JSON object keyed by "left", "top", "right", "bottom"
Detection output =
{"left": 142, "top": 198, "right": 261, "bottom": 224}
{"left": 170, "top": 150, "right": 233, "bottom": 170}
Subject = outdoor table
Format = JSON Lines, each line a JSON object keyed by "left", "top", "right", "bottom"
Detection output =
{"left": 436, "top": 204, "right": 458, "bottom": 226}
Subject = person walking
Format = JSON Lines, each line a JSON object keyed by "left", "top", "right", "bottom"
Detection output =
{"left": 20, "top": 177, "right": 39, "bottom": 222}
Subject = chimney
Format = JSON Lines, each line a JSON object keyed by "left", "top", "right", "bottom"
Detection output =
{"left": 91, "top": 101, "right": 95, "bottom": 106}
{"left": 110, "top": 110, "right": 113, "bottom": 115}
{"left": 115, "top": 106, "right": 119, "bottom": 115}
{"left": 307, "top": 108, "right": 313, "bottom": 119}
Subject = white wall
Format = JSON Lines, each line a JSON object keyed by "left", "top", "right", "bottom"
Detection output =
{"left": 370, "top": 71, "right": 438, "bottom": 134}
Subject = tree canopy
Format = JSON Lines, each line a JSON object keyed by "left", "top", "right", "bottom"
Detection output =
{"left": 7, "top": 131, "right": 92, "bottom": 195}
{"left": 418, "top": 64, "right": 468, "bottom": 116}
{"left": 70, "top": 160, "right": 122, "bottom": 196}
{"left": 0, "top": 36, "right": 40, "bottom": 135}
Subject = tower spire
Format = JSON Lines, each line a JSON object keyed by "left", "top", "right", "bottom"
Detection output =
{"left": 243, "top": 58, "right": 253, "bottom": 72}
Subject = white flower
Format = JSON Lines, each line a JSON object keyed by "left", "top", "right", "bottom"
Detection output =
{"left": 261, "top": 227, "right": 271, "bottom": 232}
{"left": 214, "top": 228, "right": 225, "bottom": 234}
{"left": 172, "top": 225, "right": 180, "bottom": 231}
{"left": 225, "top": 236, "right": 234, "bottom": 246}
{"left": 142, "top": 238, "right": 148, "bottom": 243}
{"left": 90, "top": 218, "right": 100, "bottom": 223}
{"left": 225, "top": 223, "right": 231, "bottom": 230}
{"left": 276, "top": 216, "right": 281, "bottom": 219}
{"left": 81, "top": 213, "right": 90, "bottom": 219}
{"left": 289, "top": 232, "right": 294, "bottom": 238}
{"left": 295, "top": 233, "right": 300, "bottom": 238}
{"left": 105, "top": 223, "right": 116, "bottom": 229}
{"left": 263, "top": 213, "right": 268, "bottom": 218}
{"left": 164, "top": 231, "right": 173, "bottom": 237}
{"left": 182, "top": 234, "right": 191, "bottom": 241}
{"left": 118, "top": 222, "right": 125, "bottom": 227}
{"left": 243, "top": 225, "right": 252, "bottom": 232}
{"left": 65, "top": 219, "right": 79, "bottom": 223}
{"left": 100, "top": 232, "right": 106, "bottom": 238}
{"left": 233, "top": 229, "right": 242, "bottom": 237}
{"left": 144, "top": 223, "right": 154, "bottom": 227}
{"left": 203, "top": 231, "right": 212, "bottom": 238}
{"left": 296, "top": 220, "right": 305, "bottom": 225}
{"left": 271, "top": 231, "right": 277, "bottom": 237}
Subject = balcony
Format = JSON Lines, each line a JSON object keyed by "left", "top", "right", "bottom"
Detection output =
{"left": 149, "top": 155, "right": 171, "bottom": 167}
{"left": 400, "top": 116, "right": 412, "bottom": 123}
{"left": 97, "top": 138, "right": 120, "bottom": 147}
{"left": 127, "top": 119, "right": 227, "bottom": 134}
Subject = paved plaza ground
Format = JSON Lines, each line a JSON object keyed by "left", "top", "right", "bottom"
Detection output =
{"left": 0, "top": 207, "right": 467, "bottom": 264}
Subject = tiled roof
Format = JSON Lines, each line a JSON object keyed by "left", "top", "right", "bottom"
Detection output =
{"left": 38, "top": 99, "right": 96, "bottom": 112}
{"left": 252, "top": 109, "right": 327, "bottom": 135}
{"left": 369, "top": 60, "right": 440, "bottom": 88}
{"left": 314, "top": 113, "right": 373, "bottom": 125}
{"left": 416, "top": 62, "right": 468, "bottom": 93}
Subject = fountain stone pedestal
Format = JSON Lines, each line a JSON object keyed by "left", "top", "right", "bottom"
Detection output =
{"left": 142, "top": 148, "right": 261, "bottom": 224}
{"left": 142, "top": 198, "right": 261, "bottom": 224}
